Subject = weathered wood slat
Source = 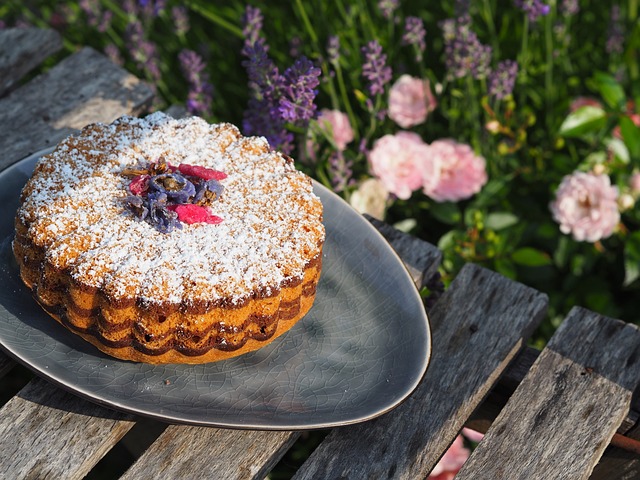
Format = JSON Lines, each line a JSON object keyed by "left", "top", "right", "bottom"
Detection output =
{"left": 0, "top": 353, "right": 15, "bottom": 379}
{"left": 292, "top": 263, "right": 548, "bottom": 479}
{"left": 0, "top": 28, "right": 63, "bottom": 97}
{"left": 121, "top": 427, "right": 299, "bottom": 480}
{"left": 457, "top": 307, "right": 640, "bottom": 480}
{"left": 366, "top": 215, "right": 442, "bottom": 289}
{"left": 0, "top": 377, "right": 135, "bottom": 479}
{"left": 0, "top": 46, "right": 153, "bottom": 170}
{"left": 466, "top": 346, "right": 640, "bottom": 443}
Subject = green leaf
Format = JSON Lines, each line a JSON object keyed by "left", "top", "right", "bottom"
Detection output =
{"left": 472, "top": 179, "right": 508, "bottom": 208}
{"left": 592, "top": 72, "right": 626, "bottom": 110}
{"left": 619, "top": 115, "right": 640, "bottom": 159}
{"left": 485, "top": 212, "right": 519, "bottom": 230}
{"left": 430, "top": 202, "right": 461, "bottom": 225}
{"left": 511, "top": 247, "right": 552, "bottom": 267}
{"left": 558, "top": 106, "right": 607, "bottom": 138}
{"left": 495, "top": 258, "right": 516, "bottom": 279}
{"left": 604, "top": 138, "right": 630, "bottom": 164}
{"left": 437, "top": 230, "right": 458, "bottom": 251}
{"left": 624, "top": 231, "right": 640, "bottom": 286}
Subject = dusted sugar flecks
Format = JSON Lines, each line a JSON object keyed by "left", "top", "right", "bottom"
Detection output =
{"left": 13, "top": 113, "right": 325, "bottom": 364}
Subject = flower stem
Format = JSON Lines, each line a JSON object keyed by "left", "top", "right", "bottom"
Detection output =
{"left": 335, "top": 62, "right": 360, "bottom": 141}
{"left": 544, "top": 6, "right": 555, "bottom": 129}
{"left": 517, "top": 15, "right": 530, "bottom": 106}
{"left": 185, "top": 1, "right": 243, "bottom": 38}
{"left": 294, "top": 0, "right": 318, "bottom": 45}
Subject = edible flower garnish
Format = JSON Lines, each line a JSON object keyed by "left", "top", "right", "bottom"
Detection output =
{"left": 122, "top": 157, "right": 225, "bottom": 233}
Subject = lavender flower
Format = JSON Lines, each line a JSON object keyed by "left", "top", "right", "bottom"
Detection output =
{"left": 171, "top": 6, "right": 190, "bottom": 35}
{"left": 514, "top": 0, "right": 551, "bottom": 23}
{"left": 97, "top": 10, "right": 113, "bottom": 33}
{"left": 279, "top": 56, "right": 321, "bottom": 124}
{"left": 194, "top": 180, "right": 224, "bottom": 205}
{"left": 124, "top": 195, "right": 148, "bottom": 220}
{"left": 488, "top": 60, "right": 519, "bottom": 100}
{"left": 361, "top": 40, "right": 392, "bottom": 96}
{"left": 378, "top": 0, "right": 399, "bottom": 20}
{"left": 242, "top": 41, "right": 320, "bottom": 154}
{"left": 149, "top": 173, "right": 196, "bottom": 203}
{"left": 560, "top": 0, "right": 579, "bottom": 16}
{"left": 242, "top": 5, "right": 265, "bottom": 54}
{"left": 178, "top": 49, "right": 214, "bottom": 117}
{"left": 403, "top": 16, "right": 427, "bottom": 62}
{"left": 125, "top": 20, "right": 161, "bottom": 83}
{"left": 440, "top": 16, "right": 492, "bottom": 80}
{"left": 79, "top": 0, "right": 100, "bottom": 27}
{"left": 327, "top": 35, "right": 340, "bottom": 64}
{"left": 147, "top": 192, "right": 181, "bottom": 233}
{"left": 329, "top": 152, "right": 354, "bottom": 192}
{"left": 606, "top": 5, "right": 624, "bottom": 55}
{"left": 104, "top": 44, "right": 123, "bottom": 66}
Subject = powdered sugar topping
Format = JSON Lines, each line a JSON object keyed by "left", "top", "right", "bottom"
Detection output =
{"left": 18, "top": 113, "right": 325, "bottom": 306}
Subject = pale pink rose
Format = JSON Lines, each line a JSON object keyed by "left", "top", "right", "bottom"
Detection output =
{"left": 388, "top": 75, "right": 437, "bottom": 128}
{"left": 317, "top": 109, "right": 354, "bottom": 151}
{"left": 349, "top": 178, "right": 389, "bottom": 220}
{"left": 369, "top": 131, "right": 439, "bottom": 200}
{"left": 569, "top": 97, "right": 603, "bottom": 112}
{"left": 550, "top": 172, "right": 620, "bottom": 242}
{"left": 423, "top": 139, "right": 488, "bottom": 202}
{"left": 428, "top": 435, "right": 470, "bottom": 480}
{"left": 630, "top": 172, "right": 640, "bottom": 194}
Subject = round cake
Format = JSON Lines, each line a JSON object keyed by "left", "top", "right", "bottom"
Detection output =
{"left": 13, "top": 113, "right": 325, "bottom": 364}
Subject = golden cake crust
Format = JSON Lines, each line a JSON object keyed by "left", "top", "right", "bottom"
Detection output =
{"left": 13, "top": 113, "right": 325, "bottom": 364}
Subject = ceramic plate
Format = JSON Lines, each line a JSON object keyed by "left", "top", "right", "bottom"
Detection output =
{"left": 0, "top": 149, "right": 431, "bottom": 429}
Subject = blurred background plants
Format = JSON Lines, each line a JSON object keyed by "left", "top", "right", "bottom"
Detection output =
{"left": 2, "top": 0, "right": 639, "bottom": 345}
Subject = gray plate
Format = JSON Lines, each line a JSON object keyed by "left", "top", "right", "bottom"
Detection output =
{"left": 0, "top": 149, "right": 431, "bottom": 429}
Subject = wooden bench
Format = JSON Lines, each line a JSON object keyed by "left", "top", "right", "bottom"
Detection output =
{"left": 1, "top": 28, "right": 639, "bottom": 479}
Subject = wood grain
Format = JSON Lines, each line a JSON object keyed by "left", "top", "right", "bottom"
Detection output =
{"left": 121, "top": 426, "right": 299, "bottom": 480}
{"left": 0, "top": 46, "right": 153, "bottom": 170}
{"left": 0, "top": 28, "right": 62, "bottom": 97}
{"left": 292, "top": 263, "right": 548, "bottom": 480}
{"left": 0, "top": 377, "right": 134, "bottom": 479}
{"left": 457, "top": 307, "right": 640, "bottom": 480}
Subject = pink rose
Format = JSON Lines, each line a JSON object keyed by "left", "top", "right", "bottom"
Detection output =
{"left": 388, "top": 75, "right": 437, "bottom": 128}
{"left": 423, "top": 139, "right": 488, "bottom": 202}
{"left": 550, "top": 172, "right": 620, "bottom": 242}
{"left": 428, "top": 435, "right": 470, "bottom": 480}
{"left": 630, "top": 172, "right": 640, "bottom": 194}
{"left": 368, "top": 131, "right": 439, "bottom": 200}
{"left": 317, "top": 109, "right": 354, "bottom": 151}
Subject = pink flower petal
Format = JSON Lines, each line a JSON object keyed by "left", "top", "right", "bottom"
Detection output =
{"left": 178, "top": 163, "right": 227, "bottom": 181}
{"left": 169, "top": 204, "right": 223, "bottom": 225}
{"left": 129, "top": 175, "right": 150, "bottom": 195}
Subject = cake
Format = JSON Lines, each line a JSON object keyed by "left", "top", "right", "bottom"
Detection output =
{"left": 13, "top": 113, "right": 325, "bottom": 364}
